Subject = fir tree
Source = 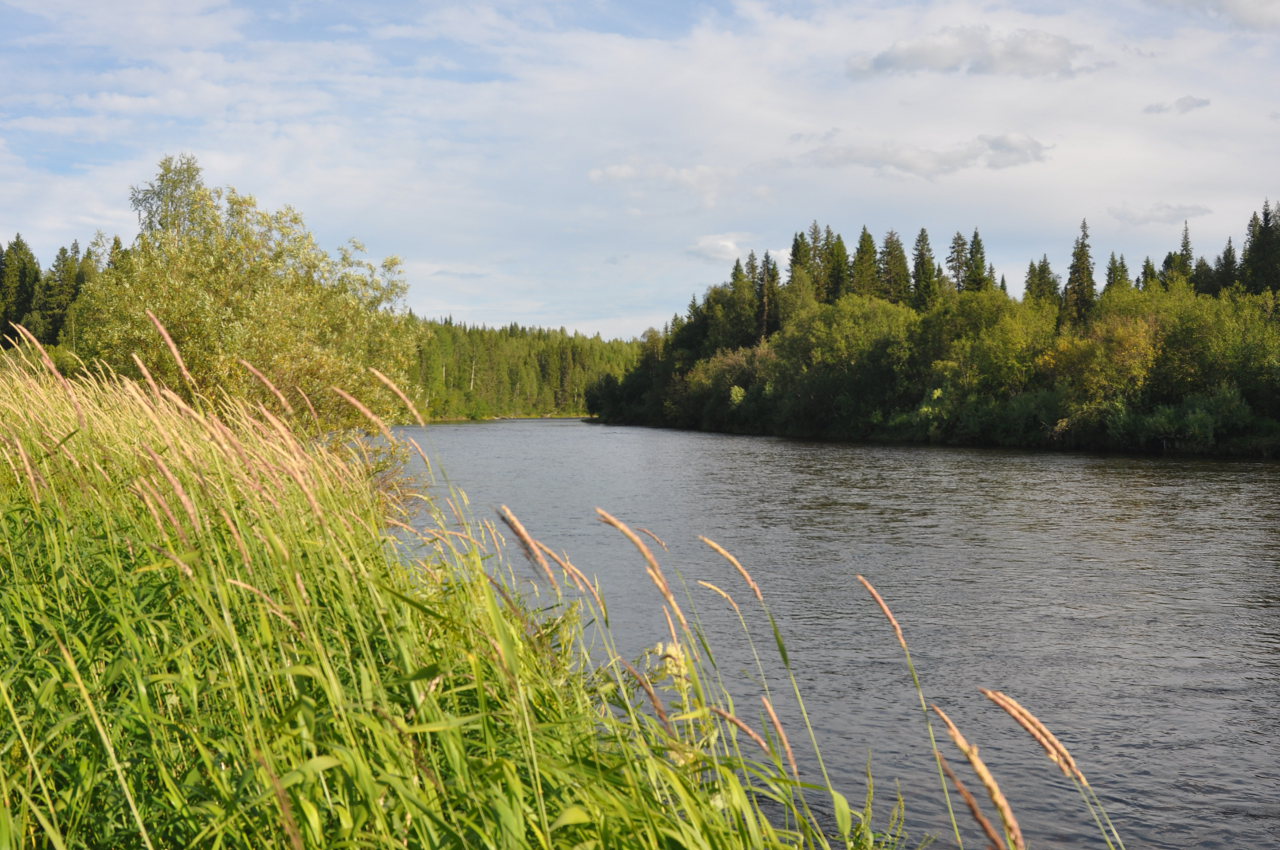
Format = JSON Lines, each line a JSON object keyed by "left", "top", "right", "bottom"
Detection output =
{"left": 964, "top": 229, "right": 991, "bottom": 292}
{"left": 1, "top": 235, "right": 41, "bottom": 342}
{"left": 1061, "top": 219, "right": 1096, "bottom": 328}
{"left": 1242, "top": 202, "right": 1279, "bottom": 294}
{"left": 877, "top": 230, "right": 911, "bottom": 304}
{"left": 1138, "top": 257, "right": 1160, "bottom": 290}
{"left": 1215, "top": 237, "right": 1238, "bottom": 293}
{"left": 1024, "top": 254, "right": 1060, "bottom": 302}
{"left": 1103, "top": 252, "right": 1132, "bottom": 293}
{"left": 910, "top": 228, "right": 941, "bottom": 312}
{"left": 849, "top": 226, "right": 878, "bottom": 298}
{"left": 946, "top": 231, "right": 968, "bottom": 288}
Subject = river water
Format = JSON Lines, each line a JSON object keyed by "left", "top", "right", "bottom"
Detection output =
{"left": 399, "top": 419, "right": 1280, "bottom": 849}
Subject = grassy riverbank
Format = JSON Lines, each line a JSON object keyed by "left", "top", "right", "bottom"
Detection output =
{"left": 0, "top": 344, "right": 896, "bottom": 849}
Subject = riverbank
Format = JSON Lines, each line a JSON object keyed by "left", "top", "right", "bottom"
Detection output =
{"left": 0, "top": 348, "right": 895, "bottom": 848}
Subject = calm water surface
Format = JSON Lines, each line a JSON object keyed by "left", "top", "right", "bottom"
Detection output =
{"left": 401, "top": 420, "right": 1280, "bottom": 849}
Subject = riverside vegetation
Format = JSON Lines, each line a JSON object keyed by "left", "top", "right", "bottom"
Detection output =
{"left": 0, "top": 335, "right": 1126, "bottom": 849}
{"left": 0, "top": 156, "right": 1129, "bottom": 847}
{"left": 587, "top": 215, "right": 1280, "bottom": 456}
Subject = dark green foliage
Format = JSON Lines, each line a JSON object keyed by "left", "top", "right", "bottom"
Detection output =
{"left": 910, "top": 228, "right": 941, "bottom": 312}
{"left": 594, "top": 203, "right": 1280, "bottom": 456}
{"left": 1103, "top": 253, "right": 1131, "bottom": 294}
{"left": 1242, "top": 202, "right": 1280, "bottom": 294}
{"left": 964, "top": 229, "right": 993, "bottom": 292}
{"left": 409, "top": 318, "right": 639, "bottom": 419}
{"left": 850, "top": 227, "right": 878, "bottom": 298}
{"left": 1, "top": 234, "right": 41, "bottom": 342}
{"left": 945, "top": 231, "right": 968, "bottom": 289}
{"left": 1061, "top": 219, "right": 1096, "bottom": 328}
{"left": 878, "top": 230, "right": 912, "bottom": 304}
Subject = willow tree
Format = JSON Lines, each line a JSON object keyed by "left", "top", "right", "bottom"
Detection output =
{"left": 70, "top": 155, "right": 413, "bottom": 425}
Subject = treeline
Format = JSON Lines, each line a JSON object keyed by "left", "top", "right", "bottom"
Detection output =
{"left": 1, "top": 155, "right": 636, "bottom": 425}
{"left": 588, "top": 206, "right": 1280, "bottom": 456}
{"left": 407, "top": 318, "right": 638, "bottom": 419}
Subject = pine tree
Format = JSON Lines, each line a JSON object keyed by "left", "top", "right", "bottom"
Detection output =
{"left": 964, "top": 229, "right": 991, "bottom": 292}
{"left": 946, "top": 231, "right": 968, "bottom": 288}
{"left": 1061, "top": 219, "right": 1096, "bottom": 328}
{"left": 849, "top": 226, "right": 878, "bottom": 298}
{"left": 877, "top": 230, "right": 911, "bottom": 304}
{"left": 910, "top": 228, "right": 941, "bottom": 312}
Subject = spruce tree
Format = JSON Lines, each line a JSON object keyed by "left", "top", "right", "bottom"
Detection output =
{"left": 826, "top": 233, "right": 850, "bottom": 301}
{"left": 910, "top": 228, "right": 941, "bottom": 312}
{"left": 964, "top": 229, "right": 991, "bottom": 292}
{"left": 1103, "top": 252, "right": 1132, "bottom": 293}
{"left": 757, "top": 251, "right": 781, "bottom": 339}
{"left": 1024, "top": 254, "right": 1060, "bottom": 302}
{"left": 1061, "top": 219, "right": 1096, "bottom": 328}
{"left": 1, "top": 235, "right": 40, "bottom": 342}
{"left": 878, "top": 230, "right": 911, "bottom": 304}
{"left": 1139, "top": 257, "right": 1160, "bottom": 290}
{"left": 849, "top": 226, "right": 878, "bottom": 297}
{"left": 1242, "top": 202, "right": 1279, "bottom": 294}
{"left": 946, "top": 231, "right": 968, "bottom": 288}
{"left": 1215, "top": 237, "right": 1238, "bottom": 293}
{"left": 788, "top": 232, "right": 811, "bottom": 285}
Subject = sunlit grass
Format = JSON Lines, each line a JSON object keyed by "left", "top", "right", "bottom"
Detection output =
{"left": 0, "top": 340, "right": 900, "bottom": 849}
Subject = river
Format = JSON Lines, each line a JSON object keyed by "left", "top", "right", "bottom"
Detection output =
{"left": 399, "top": 419, "right": 1280, "bottom": 849}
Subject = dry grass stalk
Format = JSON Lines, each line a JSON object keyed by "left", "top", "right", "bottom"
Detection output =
{"left": 696, "top": 580, "right": 741, "bottom": 616}
{"left": 700, "top": 536, "right": 763, "bottom": 602}
{"left": 142, "top": 445, "right": 201, "bottom": 534}
{"left": 639, "top": 527, "right": 668, "bottom": 550}
{"left": 621, "top": 660, "right": 673, "bottom": 734}
{"left": 597, "top": 508, "right": 690, "bottom": 634}
{"left": 146, "top": 310, "right": 197, "bottom": 390}
{"left": 933, "top": 703, "right": 1025, "bottom": 850}
{"left": 535, "top": 541, "right": 607, "bottom": 616}
{"left": 226, "top": 579, "right": 300, "bottom": 632}
{"left": 709, "top": 706, "right": 771, "bottom": 754}
{"left": 370, "top": 368, "right": 424, "bottom": 427}
{"left": 856, "top": 575, "right": 908, "bottom": 653}
{"left": 239, "top": 359, "right": 294, "bottom": 415}
{"left": 761, "top": 695, "right": 799, "bottom": 780}
{"left": 330, "top": 387, "right": 396, "bottom": 445}
{"left": 980, "top": 689, "right": 1085, "bottom": 785}
{"left": 13, "top": 324, "right": 85, "bottom": 429}
{"left": 499, "top": 506, "right": 559, "bottom": 593}
{"left": 939, "top": 751, "right": 1006, "bottom": 850}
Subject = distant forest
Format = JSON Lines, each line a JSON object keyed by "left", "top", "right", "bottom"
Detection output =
{"left": 588, "top": 208, "right": 1280, "bottom": 456}
{"left": 0, "top": 156, "right": 638, "bottom": 424}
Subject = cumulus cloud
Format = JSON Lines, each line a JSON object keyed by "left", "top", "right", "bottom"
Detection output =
{"left": 687, "top": 233, "right": 752, "bottom": 263}
{"left": 1147, "top": 0, "right": 1280, "bottom": 29}
{"left": 1109, "top": 202, "right": 1213, "bottom": 225}
{"left": 1143, "top": 95, "right": 1211, "bottom": 114}
{"left": 848, "top": 26, "right": 1091, "bottom": 78}
{"left": 803, "top": 134, "right": 1049, "bottom": 179}
{"left": 589, "top": 161, "right": 728, "bottom": 206}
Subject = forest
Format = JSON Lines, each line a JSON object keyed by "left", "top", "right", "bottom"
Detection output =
{"left": 587, "top": 211, "right": 1280, "bottom": 456}
{"left": 0, "top": 155, "right": 638, "bottom": 426}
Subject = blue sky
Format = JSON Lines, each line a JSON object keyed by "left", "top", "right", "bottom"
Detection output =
{"left": 1, "top": 0, "right": 1277, "bottom": 338}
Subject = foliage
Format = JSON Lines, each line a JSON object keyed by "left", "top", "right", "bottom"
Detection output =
{"left": 0, "top": 350, "right": 910, "bottom": 850}
{"left": 591, "top": 204, "right": 1280, "bottom": 456}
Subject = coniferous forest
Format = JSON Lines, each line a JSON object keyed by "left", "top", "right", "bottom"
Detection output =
{"left": 0, "top": 156, "right": 638, "bottom": 425}
{"left": 588, "top": 212, "right": 1280, "bottom": 456}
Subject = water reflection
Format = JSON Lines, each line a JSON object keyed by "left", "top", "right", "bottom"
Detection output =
{"left": 401, "top": 420, "right": 1280, "bottom": 849}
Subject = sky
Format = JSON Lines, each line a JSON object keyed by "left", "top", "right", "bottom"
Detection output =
{"left": 1, "top": 0, "right": 1277, "bottom": 339}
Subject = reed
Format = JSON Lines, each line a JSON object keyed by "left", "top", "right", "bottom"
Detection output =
{"left": 0, "top": 343, "right": 897, "bottom": 849}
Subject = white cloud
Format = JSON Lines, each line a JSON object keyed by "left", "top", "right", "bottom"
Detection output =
{"left": 589, "top": 162, "right": 730, "bottom": 207}
{"left": 688, "top": 233, "right": 752, "bottom": 263}
{"left": 1144, "top": 94, "right": 1211, "bottom": 113}
{"left": 1146, "top": 0, "right": 1280, "bottom": 29}
{"left": 848, "top": 26, "right": 1093, "bottom": 78}
{"left": 802, "top": 134, "right": 1049, "bottom": 179}
{"left": 1109, "top": 202, "right": 1213, "bottom": 225}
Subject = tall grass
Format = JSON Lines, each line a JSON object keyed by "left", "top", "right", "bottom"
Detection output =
{"left": 0, "top": 342, "right": 897, "bottom": 849}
